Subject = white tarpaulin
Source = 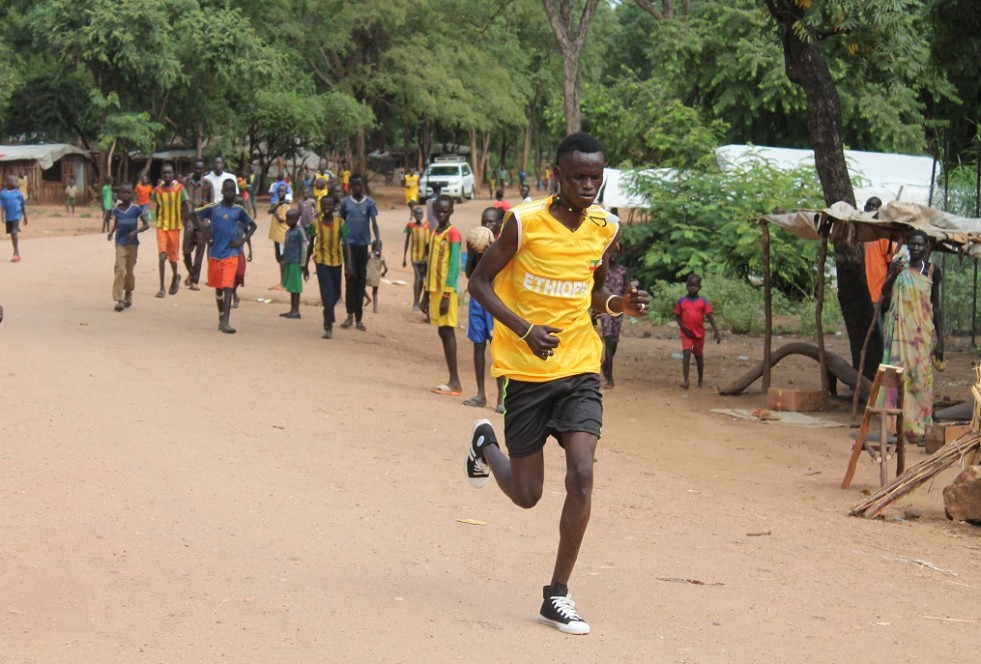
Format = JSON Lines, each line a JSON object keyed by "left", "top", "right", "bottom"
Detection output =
{"left": 716, "top": 144, "right": 936, "bottom": 206}
{"left": 600, "top": 145, "right": 936, "bottom": 211}
{"left": 597, "top": 168, "right": 657, "bottom": 209}
{"left": 0, "top": 143, "right": 90, "bottom": 170}
{"left": 763, "top": 201, "right": 981, "bottom": 257}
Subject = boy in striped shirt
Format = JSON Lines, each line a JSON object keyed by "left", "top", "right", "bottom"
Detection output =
{"left": 305, "top": 195, "right": 349, "bottom": 339}
{"left": 151, "top": 163, "right": 188, "bottom": 298}
{"left": 402, "top": 206, "right": 429, "bottom": 311}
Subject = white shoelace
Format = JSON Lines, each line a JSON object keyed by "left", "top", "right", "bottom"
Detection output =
{"left": 469, "top": 438, "right": 489, "bottom": 474}
{"left": 551, "top": 595, "right": 582, "bottom": 621}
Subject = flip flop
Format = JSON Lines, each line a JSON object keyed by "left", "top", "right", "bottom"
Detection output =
{"left": 463, "top": 397, "right": 487, "bottom": 408}
{"left": 155, "top": 289, "right": 166, "bottom": 298}
{"left": 169, "top": 274, "right": 181, "bottom": 295}
{"left": 432, "top": 385, "right": 462, "bottom": 397}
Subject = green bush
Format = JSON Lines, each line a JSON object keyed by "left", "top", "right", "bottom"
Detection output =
{"left": 798, "top": 292, "right": 844, "bottom": 338}
{"left": 620, "top": 154, "right": 825, "bottom": 299}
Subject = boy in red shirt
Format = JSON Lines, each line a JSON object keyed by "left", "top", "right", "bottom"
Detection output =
{"left": 674, "top": 273, "right": 721, "bottom": 388}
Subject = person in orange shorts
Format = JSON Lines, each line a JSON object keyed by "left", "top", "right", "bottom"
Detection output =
{"left": 151, "top": 163, "right": 188, "bottom": 298}
{"left": 195, "top": 180, "right": 256, "bottom": 333}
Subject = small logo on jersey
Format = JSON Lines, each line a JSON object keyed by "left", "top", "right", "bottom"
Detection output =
{"left": 587, "top": 259, "right": 602, "bottom": 272}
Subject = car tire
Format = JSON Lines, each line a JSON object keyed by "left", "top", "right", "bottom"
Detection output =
{"left": 466, "top": 185, "right": 475, "bottom": 200}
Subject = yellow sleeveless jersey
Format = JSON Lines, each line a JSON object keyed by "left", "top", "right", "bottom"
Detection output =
{"left": 491, "top": 197, "right": 619, "bottom": 382}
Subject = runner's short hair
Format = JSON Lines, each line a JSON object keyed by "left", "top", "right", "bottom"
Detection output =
{"left": 556, "top": 132, "right": 603, "bottom": 163}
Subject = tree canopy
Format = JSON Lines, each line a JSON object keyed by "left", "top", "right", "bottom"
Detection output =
{"left": 1, "top": 0, "right": 974, "bottom": 176}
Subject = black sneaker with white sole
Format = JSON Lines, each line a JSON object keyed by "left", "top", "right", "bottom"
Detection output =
{"left": 538, "top": 585, "right": 590, "bottom": 635}
{"left": 466, "top": 419, "right": 494, "bottom": 488}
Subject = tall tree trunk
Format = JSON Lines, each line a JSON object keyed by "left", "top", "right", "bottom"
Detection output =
{"left": 354, "top": 131, "right": 367, "bottom": 189}
{"left": 769, "top": 3, "right": 880, "bottom": 378}
{"left": 560, "top": 56, "right": 581, "bottom": 134}
{"left": 140, "top": 142, "right": 156, "bottom": 179}
{"left": 522, "top": 124, "right": 532, "bottom": 172}
{"left": 542, "top": 0, "right": 600, "bottom": 135}
{"left": 469, "top": 129, "right": 493, "bottom": 198}
{"left": 105, "top": 139, "right": 117, "bottom": 184}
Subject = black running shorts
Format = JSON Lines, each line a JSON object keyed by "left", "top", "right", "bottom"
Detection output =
{"left": 501, "top": 373, "right": 603, "bottom": 458}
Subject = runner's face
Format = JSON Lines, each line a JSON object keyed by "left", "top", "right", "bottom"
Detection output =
{"left": 555, "top": 150, "right": 604, "bottom": 209}
{"left": 119, "top": 186, "right": 133, "bottom": 204}
{"left": 213, "top": 158, "right": 224, "bottom": 174}
{"left": 222, "top": 179, "right": 236, "bottom": 202}
{"left": 161, "top": 166, "right": 174, "bottom": 184}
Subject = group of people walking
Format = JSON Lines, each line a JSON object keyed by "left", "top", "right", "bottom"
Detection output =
{"left": 103, "top": 157, "right": 387, "bottom": 336}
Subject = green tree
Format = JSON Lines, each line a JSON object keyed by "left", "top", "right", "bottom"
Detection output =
{"left": 582, "top": 75, "right": 727, "bottom": 167}
{"left": 763, "top": 0, "right": 953, "bottom": 377}
{"left": 926, "top": 0, "right": 981, "bottom": 165}
{"left": 541, "top": 0, "right": 601, "bottom": 134}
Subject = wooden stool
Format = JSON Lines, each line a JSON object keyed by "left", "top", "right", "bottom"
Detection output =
{"left": 841, "top": 364, "right": 905, "bottom": 489}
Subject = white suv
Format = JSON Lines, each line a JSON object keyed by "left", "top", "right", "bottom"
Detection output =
{"left": 419, "top": 158, "right": 476, "bottom": 202}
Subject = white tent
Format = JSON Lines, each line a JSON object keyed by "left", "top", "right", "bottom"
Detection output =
{"left": 599, "top": 145, "right": 936, "bottom": 211}
{"left": 716, "top": 144, "right": 936, "bottom": 206}
{"left": 597, "top": 167, "right": 663, "bottom": 210}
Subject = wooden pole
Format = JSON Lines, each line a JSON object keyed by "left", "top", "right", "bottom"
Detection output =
{"left": 851, "top": 299, "right": 883, "bottom": 421}
{"left": 973, "top": 154, "right": 980, "bottom": 346}
{"left": 815, "top": 217, "right": 829, "bottom": 398}
{"left": 761, "top": 221, "right": 772, "bottom": 393}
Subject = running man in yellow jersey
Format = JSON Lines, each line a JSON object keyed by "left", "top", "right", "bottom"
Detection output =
{"left": 465, "top": 133, "right": 650, "bottom": 635}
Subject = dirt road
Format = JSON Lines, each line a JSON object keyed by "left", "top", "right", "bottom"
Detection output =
{"left": 2, "top": 187, "right": 978, "bottom": 663}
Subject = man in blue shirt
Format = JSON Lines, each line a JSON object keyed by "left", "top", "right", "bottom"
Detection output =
{"left": 338, "top": 173, "right": 380, "bottom": 331}
{"left": 0, "top": 174, "right": 28, "bottom": 262}
{"left": 268, "top": 175, "right": 293, "bottom": 204}
{"left": 196, "top": 180, "right": 257, "bottom": 334}
{"left": 106, "top": 183, "right": 150, "bottom": 311}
